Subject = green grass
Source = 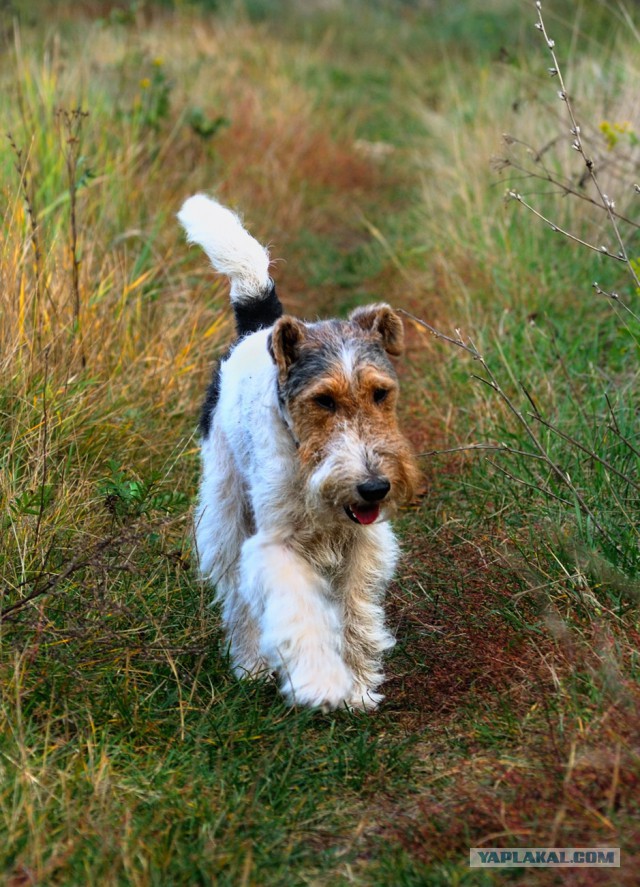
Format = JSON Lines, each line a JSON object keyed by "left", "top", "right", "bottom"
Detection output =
{"left": 2, "top": 0, "right": 640, "bottom": 883}
{"left": 2, "top": 663, "right": 417, "bottom": 882}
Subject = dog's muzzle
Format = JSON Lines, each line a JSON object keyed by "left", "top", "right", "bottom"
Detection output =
{"left": 344, "top": 476, "right": 390, "bottom": 525}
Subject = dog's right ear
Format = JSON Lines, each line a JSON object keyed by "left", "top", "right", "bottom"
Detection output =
{"left": 267, "top": 316, "right": 307, "bottom": 378}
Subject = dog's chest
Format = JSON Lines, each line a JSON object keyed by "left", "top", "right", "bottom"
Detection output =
{"left": 291, "top": 525, "right": 361, "bottom": 591}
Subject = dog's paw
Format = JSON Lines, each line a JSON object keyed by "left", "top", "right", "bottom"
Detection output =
{"left": 281, "top": 653, "right": 355, "bottom": 711}
{"left": 347, "top": 685, "right": 384, "bottom": 711}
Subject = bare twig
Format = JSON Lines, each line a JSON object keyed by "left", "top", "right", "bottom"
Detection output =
{"left": 0, "top": 536, "right": 116, "bottom": 621}
{"left": 397, "top": 308, "right": 481, "bottom": 359}
{"left": 33, "top": 346, "right": 50, "bottom": 553}
{"left": 57, "top": 107, "right": 89, "bottom": 368}
{"left": 469, "top": 367, "right": 616, "bottom": 544}
{"left": 0, "top": 520, "right": 174, "bottom": 622}
{"left": 498, "top": 139, "right": 640, "bottom": 231}
{"left": 592, "top": 282, "right": 640, "bottom": 323}
{"left": 529, "top": 413, "right": 640, "bottom": 493}
{"left": 7, "top": 132, "right": 45, "bottom": 350}
{"left": 533, "top": 0, "right": 640, "bottom": 290}
{"left": 605, "top": 424, "right": 640, "bottom": 461}
{"left": 420, "top": 442, "right": 550, "bottom": 462}
{"left": 487, "top": 459, "right": 574, "bottom": 507}
{"left": 507, "top": 190, "right": 625, "bottom": 262}
{"left": 404, "top": 309, "right": 622, "bottom": 551}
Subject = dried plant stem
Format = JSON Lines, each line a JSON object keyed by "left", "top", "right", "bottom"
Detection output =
{"left": 487, "top": 459, "right": 574, "bottom": 508}
{"left": 530, "top": 413, "right": 640, "bottom": 493}
{"left": 471, "top": 366, "right": 616, "bottom": 548}
{"left": 403, "top": 310, "right": 620, "bottom": 551}
{"left": 533, "top": 0, "right": 640, "bottom": 290}
{"left": 420, "top": 443, "right": 550, "bottom": 460}
{"left": 591, "top": 283, "right": 640, "bottom": 323}
{"left": 398, "top": 308, "right": 479, "bottom": 358}
{"left": 507, "top": 190, "right": 626, "bottom": 262}
{"left": 499, "top": 139, "right": 640, "bottom": 231}
{"left": 57, "top": 107, "right": 89, "bottom": 367}
{"left": 0, "top": 537, "right": 115, "bottom": 621}
{"left": 7, "top": 133, "right": 44, "bottom": 350}
{"left": 605, "top": 423, "right": 640, "bottom": 461}
{"left": 0, "top": 520, "right": 172, "bottom": 622}
{"left": 33, "top": 347, "right": 50, "bottom": 553}
{"left": 603, "top": 393, "right": 640, "bottom": 461}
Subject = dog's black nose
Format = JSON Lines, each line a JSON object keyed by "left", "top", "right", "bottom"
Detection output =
{"left": 357, "top": 477, "right": 391, "bottom": 503}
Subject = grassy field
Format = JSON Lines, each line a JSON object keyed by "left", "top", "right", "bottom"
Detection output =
{"left": 1, "top": 0, "right": 639, "bottom": 883}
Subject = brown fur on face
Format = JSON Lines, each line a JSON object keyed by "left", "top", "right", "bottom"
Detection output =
{"left": 279, "top": 321, "right": 419, "bottom": 520}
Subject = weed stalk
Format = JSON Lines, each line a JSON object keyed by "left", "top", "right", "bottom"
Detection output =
{"left": 57, "top": 107, "right": 90, "bottom": 368}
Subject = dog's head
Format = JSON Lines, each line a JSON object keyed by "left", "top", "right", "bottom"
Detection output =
{"left": 267, "top": 303, "right": 419, "bottom": 526}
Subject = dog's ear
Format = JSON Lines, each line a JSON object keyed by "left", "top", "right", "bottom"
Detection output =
{"left": 268, "top": 316, "right": 307, "bottom": 376}
{"left": 349, "top": 304, "right": 404, "bottom": 356}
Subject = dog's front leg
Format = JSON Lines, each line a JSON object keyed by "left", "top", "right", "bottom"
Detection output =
{"left": 340, "top": 524, "right": 399, "bottom": 710}
{"left": 239, "top": 533, "right": 355, "bottom": 710}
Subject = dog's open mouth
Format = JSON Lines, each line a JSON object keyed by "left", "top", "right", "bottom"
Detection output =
{"left": 344, "top": 504, "right": 380, "bottom": 526}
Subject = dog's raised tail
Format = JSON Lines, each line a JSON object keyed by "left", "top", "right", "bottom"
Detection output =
{"left": 178, "top": 194, "right": 282, "bottom": 336}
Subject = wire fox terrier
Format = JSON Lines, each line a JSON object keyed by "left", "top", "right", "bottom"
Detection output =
{"left": 179, "top": 195, "right": 418, "bottom": 711}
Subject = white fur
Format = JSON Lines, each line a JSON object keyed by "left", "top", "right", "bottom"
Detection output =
{"left": 178, "top": 194, "right": 271, "bottom": 302}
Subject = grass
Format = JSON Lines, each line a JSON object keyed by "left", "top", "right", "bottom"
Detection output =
{"left": 1, "top": 0, "right": 639, "bottom": 883}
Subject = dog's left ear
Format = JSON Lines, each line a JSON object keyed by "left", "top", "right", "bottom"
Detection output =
{"left": 349, "top": 304, "right": 404, "bottom": 356}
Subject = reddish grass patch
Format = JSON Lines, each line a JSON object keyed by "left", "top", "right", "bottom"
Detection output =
{"left": 370, "top": 510, "right": 640, "bottom": 877}
{"left": 385, "top": 527, "right": 549, "bottom": 726}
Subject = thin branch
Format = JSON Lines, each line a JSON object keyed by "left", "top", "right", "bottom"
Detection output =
{"left": 529, "top": 413, "right": 640, "bottom": 492}
{"left": 1, "top": 539, "right": 112, "bottom": 621}
{"left": 7, "top": 133, "right": 44, "bottom": 350}
{"left": 57, "top": 107, "right": 89, "bottom": 368}
{"left": 604, "top": 393, "right": 621, "bottom": 435}
{"left": 33, "top": 346, "right": 50, "bottom": 552}
{"left": 397, "top": 309, "right": 481, "bottom": 359}
{"left": 404, "top": 313, "right": 625, "bottom": 553}
{"left": 498, "top": 145, "right": 640, "bottom": 231}
{"left": 419, "top": 442, "right": 550, "bottom": 461}
{"left": 605, "top": 424, "right": 640, "bottom": 461}
{"left": 520, "top": 381, "right": 542, "bottom": 419}
{"left": 0, "top": 521, "right": 174, "bottom": 622}
{"left": 592, "top": 282, "right": 640, "bottom": 324}
{"left": 507, "top": 190, "right": 626, "bottom": 261}
{"left": 534, "top": 0, "right": 640, "bottom": 289}
{"left": 487, "top": 459, "right": 574, "bottom": 507}
{"left": 469, "top": 359, "right": 619, "bottom": 550}
{"left": 605, "top": 481, "right": 640, "bottom": 540}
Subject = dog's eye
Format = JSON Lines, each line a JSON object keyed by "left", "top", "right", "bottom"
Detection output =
{"left": 373, "top": 388, "right": 389, "bottom": 405}
{"left": 314, "top": 393, "right": 337, "bottom": 412}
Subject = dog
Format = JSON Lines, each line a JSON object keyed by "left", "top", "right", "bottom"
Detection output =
{"left": 178, "top": 195, "right": 418, "bottom": 711}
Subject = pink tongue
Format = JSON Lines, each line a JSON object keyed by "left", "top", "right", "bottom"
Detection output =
{"left": 352, "top": 504, "right": 380, "bottom": 525}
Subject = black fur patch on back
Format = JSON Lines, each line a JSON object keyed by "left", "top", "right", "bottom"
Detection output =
{"left": 199, "top": 360, "right": 223, "bottom": 439}
{"left": 200, "top": 282, "right": 283, "bottom": 438}
{"left": 233, "top": 280, "right": 283, "bottom": 337}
